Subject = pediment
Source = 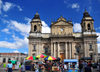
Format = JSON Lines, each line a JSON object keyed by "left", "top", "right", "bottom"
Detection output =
{"left": 52, "top": 21, "right": 73, "bottom": 26}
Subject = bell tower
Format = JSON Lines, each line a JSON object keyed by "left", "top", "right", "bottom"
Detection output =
{"left": 28, "top": 12, "right": 42, "bottom": 56}
{"left": 81, "top": 10, "right": 95, "bottom": 33}
{"left": 81, "top": 10, "right": 98, "bottom": 62}
{"left": 30, "top": 12, "right": 42, "bottom": 33}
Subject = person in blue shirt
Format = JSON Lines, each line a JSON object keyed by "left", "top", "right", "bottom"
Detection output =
{"left": 7, "top": 61, "right": 13, "bottom": 72}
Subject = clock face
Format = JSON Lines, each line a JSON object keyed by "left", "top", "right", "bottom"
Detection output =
{"left": 60, "top": 28, "right": 64, "bottom": 32}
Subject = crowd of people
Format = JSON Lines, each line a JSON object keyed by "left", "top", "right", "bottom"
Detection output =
{"left": 29, "top": 61, "right": 78, "bottom": 72}
{"left": 79, "top": 61, "right": 100, "bottom": 72}
{"left": 5, "top": 60, "right": 100, "bottom": 72}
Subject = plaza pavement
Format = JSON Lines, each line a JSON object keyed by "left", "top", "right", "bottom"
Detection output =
{"left": 0, "top": 64, "right": 99, "bottom": 72}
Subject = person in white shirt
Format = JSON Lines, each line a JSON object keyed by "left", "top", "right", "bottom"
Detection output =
{"left": 64, "top": 63, "right": 67, "bottom": 72}
{"left": 20, "top": 63, "right": 25, "bottom": 72}
{"left": 7, "top": 61, "right": 13, "bottom": 72}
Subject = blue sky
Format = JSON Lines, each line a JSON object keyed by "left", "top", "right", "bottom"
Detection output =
{"left": 0, "top": 0, "right": 100, "bottom": 54}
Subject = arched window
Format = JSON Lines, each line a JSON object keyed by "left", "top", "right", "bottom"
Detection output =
{"left": 34, "top": 25, "right": 37, "bottom": 32}
{"left": 88, "top": 24, "right": 91, "bottom": 30}
{"left": 33, "top": 44, "right": 36, "bottom": 51}
{"left": 89, "top": 44, "right": 93, "bottom": 51}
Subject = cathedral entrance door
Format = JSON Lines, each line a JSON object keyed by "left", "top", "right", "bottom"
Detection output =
{"left": 60, "top": 53, "right": 65, "bottom": 61}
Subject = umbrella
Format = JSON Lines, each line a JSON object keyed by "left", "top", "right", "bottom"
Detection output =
{"left": 36, "top": 54, "right": 47, "bottom": 58}
{"left": 26, "top": 56, "right": 37, "bottom": 60}
{"left": 9, "top": 60, "right": 17, "bottom": 64}
{"left": 44, "top": 56, "right": 56, "bottom": 60}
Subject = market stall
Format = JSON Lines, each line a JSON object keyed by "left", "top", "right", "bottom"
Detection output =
{"left": 64, "top": 59, "right": 79, "bottom": 72}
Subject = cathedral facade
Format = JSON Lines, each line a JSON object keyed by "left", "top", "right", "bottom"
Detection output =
{"left": 28, "top": 10, "right": 98, "bottom": 62}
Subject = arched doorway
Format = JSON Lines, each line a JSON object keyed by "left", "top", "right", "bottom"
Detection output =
{"left": 43, "top": 44, "right": 49, "bottom": 55}
{"left": 60, "top": 43, "right": 65, "bottom": 61}
{"left": 75, "top": 44, "right": 81, "bottom": 59}
{"left": 90, "top": 53, "right": 93, "bottom": 59}
{"left": 3, "top": 58, "right": 6, "bottom": 63}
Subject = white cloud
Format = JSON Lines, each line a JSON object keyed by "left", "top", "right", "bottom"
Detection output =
{"left": 0, "top": 17, "right": 30, "bottom": 49}
{"left": 97, "top": 33, "right": 100, "bottom": 42}
{"left": 17, "top": 5, "right": 22, "bottom": 11}
{"left": 0, "top": 0, "right": 22, "bottom": 14}
{"left": 72, "top": 3, "right": 80, "bottom": 9}
{"left": 64, "top": 1, "right": 80, "bottom": 11}
{"left": 24, "top": 52, "right": 28, "bottom": 54}
{"left": 24, "top": 17, "right": 31, "bottom": 24}
{"left": 13, "top": 50, "right": 20, "bottom": 53}
{"left": 96, "top": 27, "right": 100, "bottom": 30}
{"left": 10, "top": 20, "right": 30, "bottom": 36}
{"left": 4, "top": 14, "right": 8, "bottom": 17}
{"left": 42, "top": 21, "right": 51, "bottom": 33}
{"left": 98, "top": 43, "right": 100, "bottom": 53}
{"left": 73, "top": 23, "right": 81, "bottom": 32}
{"left": 1, "top": 28, "right": 10, "bottom": 34}
{"left": 1, "top": 18, "right": 10, "bottom": 24}
{"left": 97, "top": 33, "right": 100, "bottom": 53}
{"left": 0, "top": 18, "right": 50, "bottom": 49}
{"left": 3, "top": 2, "right": 14, "bottom": 11}
{"left": 0, "top": 0, "right": 3, "bottom": 14}
{"left": 0, "top": 35, "right": 28, "bottom": 49}
{"left": 64, "top": 0, "right": 67, "bottom": 4}
{"left": 9, "top": 19, "right": 50, "bottom": 34}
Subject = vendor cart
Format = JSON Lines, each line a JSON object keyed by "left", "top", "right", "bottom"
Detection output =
{"left": 64, "top": 59, "right": 79, "bottom": 72}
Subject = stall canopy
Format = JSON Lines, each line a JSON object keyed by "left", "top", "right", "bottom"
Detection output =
{"left": 80, "top": 57, "right": 92, "bottom": 60}
{"left": 64, "top": 59, "right": 78, "bottom": 63}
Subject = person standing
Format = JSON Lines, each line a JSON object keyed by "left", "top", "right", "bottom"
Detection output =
{"left": 20, "top": 63, "right": 25, "bottom": 72}
{"left": 35, "top": 62, "right": 39, "bottom": 72}
{"left": 99, "top": 63, "right": 100, "bottom": 72}
{"left": 79, "top": 61, "right": 83, "bottom": 72}
{"left": 7, "top": 61, "right": 13, "bottom": 72}
{"left": 85, "top": 64, "right": 91, "bottom": 72}
{"left": 64, "top": 63, "right": 67, "bottom": 72}
{"left": 31, "top": 62, "right": 35, "bottom": 71}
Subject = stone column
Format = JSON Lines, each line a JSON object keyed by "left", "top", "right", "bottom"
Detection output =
{"left": 41, "top": 43, "right": 44, "bottom": 54}
{"left": 37, "top": 43, "right": 39, "bottom": 55}
{"left": 69, "top": 42, "right": 72, "bottom": 59}
{"left": 84, "top": 42, "right": 87, "bottom": 57}
{"left": 85, "top": 42, "right": 89, "bottom": 57}
{"left": 38, "top": 42, "right": 42, "bottom": 55}
{"left": 54, "top": 43, "right": 56, "bottom": 57}
{"left": 6, "top": 57, "right": 8, "bottom": 63}
{"left": 65, "top": 42, "right": 68, "bottom": 59}
{"left": 38, "top": 42, "right": 40, "bottom": 55}
{"left": 94, "top": 43, "right": 98, "bottom": 62}
{"left": 29, "top": 43, "right": 32, "bottom": 56}
{"left": 72, "top": 42, "right": 75, "bottom": 59}
{"left": 51, "top": 42, "right": 53, "bottom": 56}
{"left": 58, "top": 42, "right": 60, "bottom": 57}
